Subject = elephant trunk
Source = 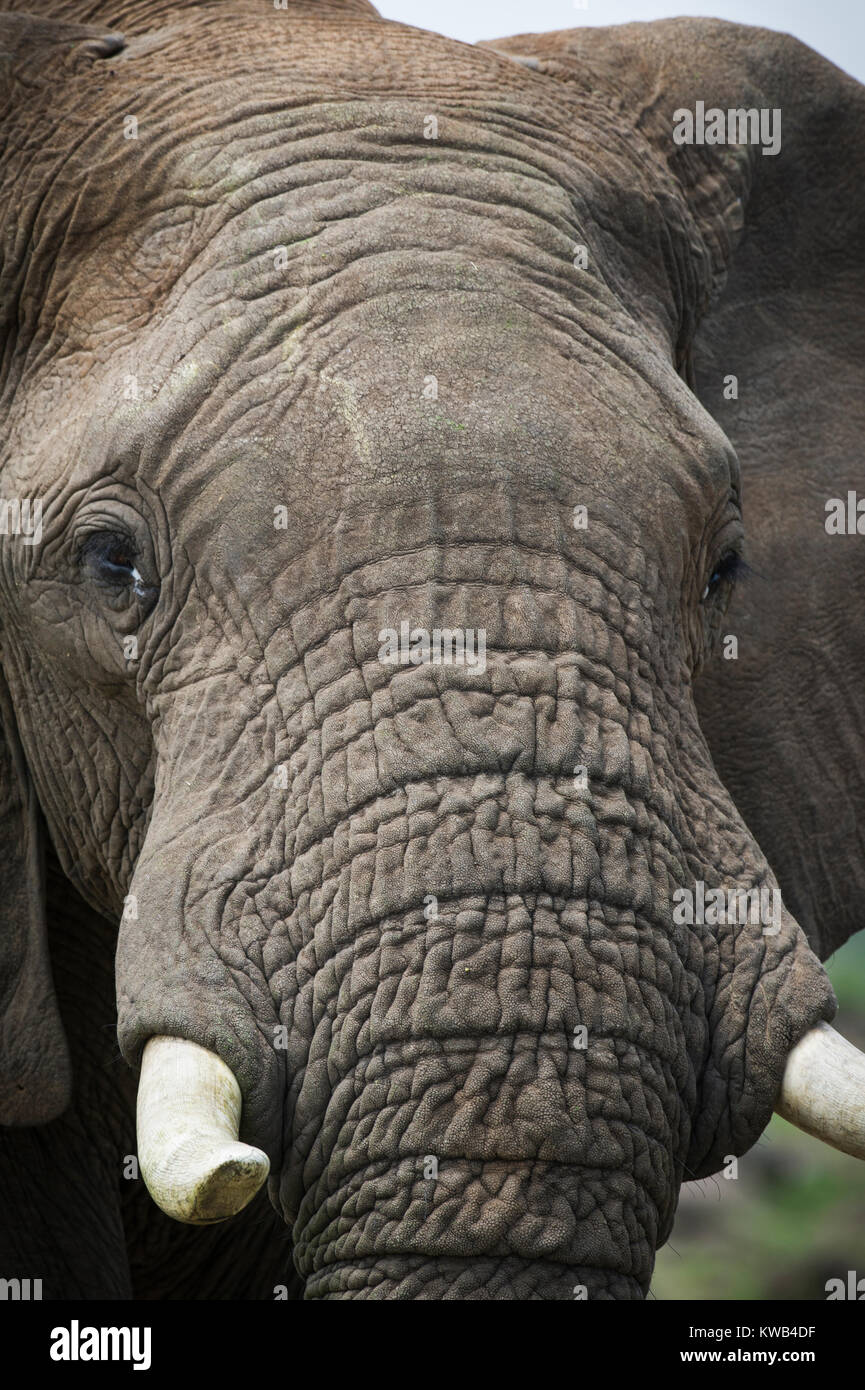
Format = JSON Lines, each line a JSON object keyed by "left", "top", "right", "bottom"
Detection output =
{"left": 296, "top": 1155, "right": 654, "bottom": 1300}
{"left": 278, "top": 887, "right": 690, "bottom": 1300}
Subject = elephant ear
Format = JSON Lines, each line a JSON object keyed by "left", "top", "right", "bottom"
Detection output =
{"left": 483, "top": 19, "right": 865, "bottom": 962}
{"left": 685, "top": 35, "right": 865, "bottom": 966}
{"left": 0, "top": 663, "right": 71, "bottom": 1124}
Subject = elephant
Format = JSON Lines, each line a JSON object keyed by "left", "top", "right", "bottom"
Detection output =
{"left": 0, "top": 0, "right": 863, "bottom": 1302}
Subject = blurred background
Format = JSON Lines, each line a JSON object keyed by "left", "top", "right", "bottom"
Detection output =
{"left": 375, "top": 0, "right": 865, "bottom": 1299}
{"left": 376, "top": 1, "right": 865, "bottom": 85}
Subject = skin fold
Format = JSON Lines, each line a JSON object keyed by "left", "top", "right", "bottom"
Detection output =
{"left": 0, "top": 0, "right": 862, "bottom": 1299}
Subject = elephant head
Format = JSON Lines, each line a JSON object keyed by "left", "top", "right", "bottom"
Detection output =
{"left": 1, "top": 0, "right": 864, "bottom": 1299}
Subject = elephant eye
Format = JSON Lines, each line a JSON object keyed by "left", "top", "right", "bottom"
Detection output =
{"left": 79, "top": 531, "right": 157, "bottom": 612}
{"left": 701, "top": 550, "right": 744, "bottom": 602}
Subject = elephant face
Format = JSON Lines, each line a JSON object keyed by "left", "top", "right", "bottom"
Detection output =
{"left": 1, "top": 0, "right": 862, "bottom": 1299}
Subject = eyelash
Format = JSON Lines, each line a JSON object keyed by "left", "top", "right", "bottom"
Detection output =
{"left": 702, "top": 551, "right": 746, "bottom": 601}
{"left": 78, "top": 531, "right": 155, "bottom": 605}
{"left": 80, "top": 533, "right": 136, "bottom": 575}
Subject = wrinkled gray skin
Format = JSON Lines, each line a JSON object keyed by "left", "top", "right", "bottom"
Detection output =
{"left": 0, "top": 0, "right": 863, "bottom": 1299}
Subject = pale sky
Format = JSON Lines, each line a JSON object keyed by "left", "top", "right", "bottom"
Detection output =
{"left": 376, "top": 0, "right": 865, "bottom": 83}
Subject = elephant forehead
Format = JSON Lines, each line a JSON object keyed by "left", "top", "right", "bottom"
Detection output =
{"left": 4, "top": 20, "right": 735, "bottom": 570}
{"left": 82, "top": 174, "right": 729, "bottom": 553}
{"left": 47, "top": 102, "right": 655, "bottom": 368}
{"left": 9, "top": 22, "right": 689, "bottom": 394}
{"left": 109, "top": 338, "right": 724, "bottom": 588}
{"left": 57, "top": 285, "right": 731, "bottom": 631}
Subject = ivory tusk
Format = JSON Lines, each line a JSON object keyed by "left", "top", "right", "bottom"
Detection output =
{"left": 136, "top": 1035, "right": 269, "bottom": 1224}
{"left": 775, "top": 1021, "right": 865, "bottom": 1161}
